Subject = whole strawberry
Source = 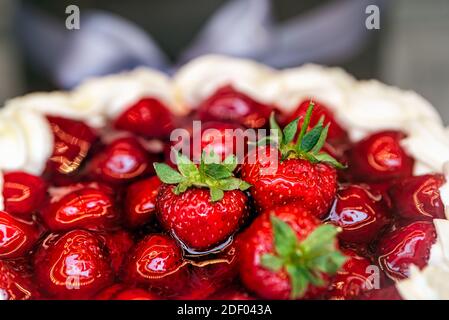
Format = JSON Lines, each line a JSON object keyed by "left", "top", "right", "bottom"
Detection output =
{"left": 241, "top": 102, "right": 344, "bottom": 218}
{"left": 239, "top": 205, "right": 346, "bottom": 300}
{"left": 154, "top": 152, "right": 250, "bottom": 251}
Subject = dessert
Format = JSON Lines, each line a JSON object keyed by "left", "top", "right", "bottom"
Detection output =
{"left": 1, "top": 55, "right": 449, "bottom": 300}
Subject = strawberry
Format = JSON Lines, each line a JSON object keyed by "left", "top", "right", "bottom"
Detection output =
{"left": 87, "top": 136, "right": 155, "bottom": 185}
{"left": 124, "top": 176, "right": 162, "bottom": 229}
{"left": 123, "top": 234, "right": 188, "bottom": 297}
{"left": 33, "top": 230, "right": 113, "bottom": 299}
{"left": 357, "top": 286, "right": 402, "bottom": 300}
{"left": 0, "top": 210, "right": 40, "bottom": 259}
{"left": 239, "top": 205, "right": 345, "bottom": 299}
{"left": 0, "top": 259, "right": 40, "bottom": 300}
{"left": 46, "top": 116, "right": 97, "bottom": 176}
{"left": 95, "top": 284, "right": 159, "bottom": 300}
{"left": 327, "top": 184, "right": 391, "bottom": 244}
{"left": 326, "top": 249, "right": 381, "bottom": 300}
{"left": 2, "top": 171, "right": 47, "bottom": 217}
{"left": 241, "top": 102, "right": 343, "bottom": 218}
{"left": 114, "top": 98, "right": 175, "bottom": 139}
{"left": 196, "top": 85, "right": 274, "bottom": 129}
{"left": 377, "top": 221, "right": 436, "bottom": 280}
{"left": 346, "top": 131, "right": 414, "bottom": 182}
{"left": 154, "top": 152, "right": 250, "bottom": 251}
{"left": 41, "top": 186, "right": 118, "bottom": 232}
{"left": 283, "top": 100, "right": 348, "bottom": 145}
{"left": 389, "top": 174, "right": 446, "bottom": 221}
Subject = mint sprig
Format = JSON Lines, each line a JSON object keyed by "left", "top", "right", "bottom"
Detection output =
{"left": 262, "top": 102, "right": 346, "bottom": 169}
{"left": 154, "top": 151, "right": 251, "bottom": 202}
{"left": 261, "top": 215, "right": 346, "bottom": 299}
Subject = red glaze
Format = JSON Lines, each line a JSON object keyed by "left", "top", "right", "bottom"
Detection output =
{"left": 328, "top": 184, "right": 391, "bottom": 244}
{"left": 95, "top": 283, "right": 125, "bottom": 300}
{"left": 46, "top": 116, "right": 97, "bottom": 175}
{"left": 180, "top": 242, "right": 240, "bottom": 299}
{"left": 357, "top": 286, "right": 402, "bottom": 300}
{"left": 113, "top": 288, "right": 158, "bottom": 300}
{"left": 346, "top": 131, "right": 414, "bottom": 182}
{"left": 124, "top": 176, "right": 162, "bottom": 228}
{"left": 389, "top": 174, "right": 446, "bottom": 221}
{"left": 2, "top": 172, "right": 47, "bottom": 217}
{"left": 326, "top": 249, "right": 378, "bottom": 300}
{"left": 33, "top": 230, "right": 113, "bottom": 299}
{"left": 123, "top": 234, "right": 188, "bottom": 296}
{"left": 209, "top": 286, "right": 256, "bottom": 300}
{"left": 196, "top": 86, "right": 273, "bottom": 129}
{"left": 377, "top": 221, "right": 436, "bottom": 280}
{"left": 87, "top": 137, "right": 154, "bottom": 185}
{"left": 42, "top": 187, "right": 117, "bottom": 232}
{"left": 241, "top": 145, "right": 337, "bottom": 218}
{"left": 239, "top": 205, "right": 328, "bottom": 300}
{"left": 100, "top": 230, "right": 134, "bottom": 274}
{"left": 0, "top": 260, "right": 40, "bottom": 300}
{"left": 0, "top": 211, "right": 40, "bottom": 259}
{"left": 114, "top": 97, "right": 174, "bottom": 139}
{"left": 157, "top": 184, "right": 249, "bottom": 251}
{"left": 284, "top": 100, "right": 348, "bottom": 144}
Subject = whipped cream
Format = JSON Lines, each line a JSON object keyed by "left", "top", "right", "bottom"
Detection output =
{"left": 1, "top": 55, "right": 449, "bottom": 299}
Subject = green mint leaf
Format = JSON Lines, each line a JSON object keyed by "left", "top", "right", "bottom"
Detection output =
{"left": 202, "top": 149, "right": 220, "bottom": 164}
{"left": 314, "top": 152, "right": 347, "bottom": 169}
{"left": 300, "top": 124, "right": 323, "bottom": 152}
{"left": 269, "top": 112, "right": 283, "bottom": 144}
{"left": 282, "top": 117, "right": 299, "bottom": 144}
{"left": 261, "top": 254, "right": 284, "bottom": 272}
{"left": 296, "top": 101, "right": 314, "bottom": 148}
{"left": 271, "top": 215, "right": 298, "bottom": 257}
{"left": 210, "top": 187, "right": 224, "bottom": 202}
{"left": 154, "top": 163, "right": 185, "bottom": 184}
{"left": 310, "top": 124, "right": 329, "bottom": 154}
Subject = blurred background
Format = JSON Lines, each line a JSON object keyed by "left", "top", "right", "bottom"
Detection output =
{"left": 0, "top": 0, "right": 448, "bottom": 122}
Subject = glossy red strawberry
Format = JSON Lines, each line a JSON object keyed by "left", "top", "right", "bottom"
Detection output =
{"left": 114, "top": 97, "right": 175, "bottom": 139}
{"left": 239, "top": 205, "right": 345, "bottom": 300}
{"left": 154, "top": 153, "right": 250, "bottom": 251}
{"left": 2, "top": 171, "right": 47, "bottom": 217}
{"left": 124, "top": 176, "right": 162, "bottom": 228}
{"left": 209, "top": 287, "right": 256, "bottom": 300}
{"left": 42, "top": 186, "right": 118, "bottom": 231}
{"left": 46, "top": 116, "right": 97, "bottom": 175}
{"left": 284, "top": 100, "right": 348, "bottom": 144}
{"left": 389, "top": 174, "right": 446, "bottom": 221}
{"left": 241, "top": 104, "right": 342, "bottom": 218}
{"left": 87, "top": 136, "right": 154, "bottom": 185}
{"left": 346, "top": 131, "right": 414, "bottom": 182}
{"left": 33, "top": 230, "right": 113, "bottom": 299}
{"left": 377, "top": 221, "right": 436, "bottom": 280}
{"left": 0, "top": 259, "right": 40, "bottom": 300}
{"left": 123, "top": 234, "right": 188, "bottom": 296}
{"left": 328, "top": 184, "right": 391, "bottom": 244}
{"left": 0, "top": 211, "right": 40, "bottom": 259}
{"left": 326, "top": 249, "right": 380, "bottom": 300}
{"left": 113, "top": 288, "right": 159, "bottom": 300}
{"left": 196, "top": 85, "right": 273, "bottom": 129}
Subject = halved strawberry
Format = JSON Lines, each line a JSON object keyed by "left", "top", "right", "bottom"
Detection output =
{"left": 241, "top": 102, "right": 344, "bottom": 218}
